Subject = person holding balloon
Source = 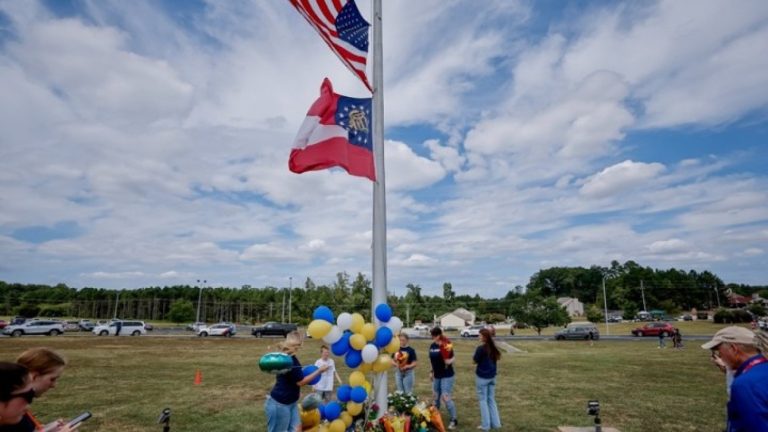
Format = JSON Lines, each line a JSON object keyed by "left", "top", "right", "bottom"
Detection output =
{"left": 313, "top": 345, "right": 342, "bottom": 402}
{"left": 429, "top": 327, "right": 458, "bottom": 430}
{"left": 392, "top": 333, "right": 418, "bottom": 393}
{"left": 264, "top": 331, "right": 328, "bottom": 432}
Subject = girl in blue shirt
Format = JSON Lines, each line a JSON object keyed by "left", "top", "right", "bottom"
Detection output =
{"left": 473, "top": 328, "right": 502, "bottom": 431}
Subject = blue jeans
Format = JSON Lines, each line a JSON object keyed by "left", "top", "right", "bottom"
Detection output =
{"left": 265, "top": 396, "right": 299, "bottom": 432}
{"left": 476, "top": 376, "right": 501, "bottom": 430}
{"left": 395, "top": 368, "right": 415, "bottom": 393}
{"left": 432, "top": 375, "right": 457, "bottom": 421}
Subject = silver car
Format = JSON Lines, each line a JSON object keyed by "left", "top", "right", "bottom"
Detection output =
{"left": 3, "top": 320, "right": 65, "bottom": 337}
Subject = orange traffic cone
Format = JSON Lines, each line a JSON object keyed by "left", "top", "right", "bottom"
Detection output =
{"left": 194, "top": 369, "right": 202, "bottom": 385}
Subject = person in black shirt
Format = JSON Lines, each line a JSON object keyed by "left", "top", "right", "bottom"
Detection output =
{"left": 429, "top": 327, "right": 458, "bottom": 429}
{"left": 392, "top": 333, "right": 418, "bottom": 393}
{"left": 0, "top": 363, "right": 36, "bottom": 432}
{"left": 265, "top": 331, "right": 327, "bottom": 432}
{"left": 473, "top": 328, "right": 502, "bottom": 431}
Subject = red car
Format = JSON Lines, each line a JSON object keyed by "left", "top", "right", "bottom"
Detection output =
{"left": 631, "top": 322, "right": 677, "bottom": 337}
{"left": 0, "top": 320, "right": 6, "bottom": 329}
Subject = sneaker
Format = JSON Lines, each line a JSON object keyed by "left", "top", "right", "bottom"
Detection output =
{"left": 448, "top": 419, "right": 458, "bottom": 430}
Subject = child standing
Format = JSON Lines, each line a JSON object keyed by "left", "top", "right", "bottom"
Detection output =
{"left": 313, "top": 345, "right": 341, "bottom": 402}
{"left": 392, "top": 333, "right": 418, "bottom": 393}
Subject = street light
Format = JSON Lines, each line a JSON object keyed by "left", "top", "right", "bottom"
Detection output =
{"left": 602, "top": 275, "right": 609, "bottom": 336}
{"left": 288, "top": 277, "right": 293, "bottom": 324}
{"left": 196, "top": 279, "right": 207, "bottom": 325}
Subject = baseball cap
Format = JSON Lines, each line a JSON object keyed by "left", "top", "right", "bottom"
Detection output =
{"left": 701, "top": 326, "right": 756, "bottom": 350}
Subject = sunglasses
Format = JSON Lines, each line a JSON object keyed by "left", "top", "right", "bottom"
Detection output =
{"left": 7, "top": 388, "right": 36, "bottom": 403}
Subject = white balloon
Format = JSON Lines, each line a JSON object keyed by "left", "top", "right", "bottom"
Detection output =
{"left": 337, "top": 312, "right": 352, "bottom": 331}
{"left": 385, "top": 316, "right": 403, "bottom": 334}
{"left": 323, "top": 325, "right": 343, "bottom": 344}
{"left": 361, "top": 343, "right": 379, "bottom": 364}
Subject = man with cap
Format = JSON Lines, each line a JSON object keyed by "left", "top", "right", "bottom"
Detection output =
{"left": 701, "top": 326, "right": 768, "bottom": 432}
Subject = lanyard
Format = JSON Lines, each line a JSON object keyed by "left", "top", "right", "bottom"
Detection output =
{"left": 738, "top": 355, "right": 768, "bottom": 376}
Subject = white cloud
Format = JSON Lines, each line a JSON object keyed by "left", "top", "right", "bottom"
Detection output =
{"left": 580, "top": 160, "right": 666, "bottom": 198}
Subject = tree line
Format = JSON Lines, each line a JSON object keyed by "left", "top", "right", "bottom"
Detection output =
{"left": 1, "top": 261, "right": 765, "bottom": 325}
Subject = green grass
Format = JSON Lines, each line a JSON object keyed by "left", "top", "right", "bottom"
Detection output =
{"left": 0, "top": 334, "right": 728, "bottom": 432}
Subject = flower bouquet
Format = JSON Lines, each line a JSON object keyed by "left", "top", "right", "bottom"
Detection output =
{"left": 387, "top": 391, "right": 418, "bottom": 415}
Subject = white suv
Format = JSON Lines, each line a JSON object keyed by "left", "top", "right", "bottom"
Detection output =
{"left": 93, "top": 320, "right": 147, "bottom": 336}
{"left": 3, "top": 320, "right": 65, "bottom": 337}
{"left": 198, "top": 323, "right": 236, "bottom": 337}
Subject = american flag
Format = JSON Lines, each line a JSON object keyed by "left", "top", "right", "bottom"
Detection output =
{"left": 289, "top": 0, "right": 372, "bottom": 91}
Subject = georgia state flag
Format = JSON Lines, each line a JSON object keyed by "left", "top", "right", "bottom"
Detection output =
{"left": 289, "top": 78, "right": 375, "bottom": 181}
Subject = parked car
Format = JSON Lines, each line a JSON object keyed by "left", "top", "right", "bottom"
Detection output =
{"left": 631, "top": 322, "right": 677, "bottom": 337}
{"left": 460, "top": 325, "right": 485, "bottom": 337}
{"left": 0, "top": 319, "right": 6, "bottom": 329}
{"left": 186, "top": 322, "right": 206, "bottom": 332}
{"left": 554, "top": 326, "right": 600, "bottom": 340}
{"left": 144, "top": 323, "right": 154, "bottom": 331}
{"left": 92, "top": 320, "right": 147, "bottom": 336}
{"left": 607, "top": 316, "right": 622, "bottom": 323}
{"left": 3, "top": 320, "right": 65, "bottom": 337}
{"left": 63, "top": 321, "right": 80, "bottom": 332}
{"left": 412, "top": 324, "right": 430, "bottom": 332}
{"left": 10, "top": 316, "right": 27, "bottom": 325}
{"left": 198, "top": 323, "right": 236, "bottom": 337}
{"left": 78, "top": 320, "right": 95, "bottom": 331}
{"left": 251, "top": 322, "right": 298, "bottom": 337}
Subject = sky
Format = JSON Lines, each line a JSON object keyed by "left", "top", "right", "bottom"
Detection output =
{"left": 1, "top": 0, "right": 767, "bottom": 297}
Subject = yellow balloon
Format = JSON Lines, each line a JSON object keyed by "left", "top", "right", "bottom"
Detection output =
{"left": 373, "top": 353, "right": 392, "bottom": 372}
{"left": 385, "top": 335, "right": 401, "bottom": 353}
{"left": 361, "top": 323, "right": 376, "bottom": 341}
{"left": 329, "top": 419, "right": 346, "bottom": 432}
{"left": 304, "top": 427, "right": 319, "bottom": 432}
{"left": 347, "top": 402, "right": 363, "bottom": 416}
{"left": 300, "top": 408, "right": 321, "bottom": 427}
{"left": 349, "top": 333, "right": 367, "bottom": 350}
{"left": 350, "top": 313, "right": 365, "bottom": 333}
{"left": 358, "top": 362, "right": 373, "bottom": 373}
{"left": 339, "top": 411, "right": 353, "bottom": 427}
{"left": 349, "top": 371, "right": 366, "bottom": 387}
{"left": 318, "top": 426, "right": 329, "bottom": 432}
{"left": 363, "top": 381, "right": 372, "bottom": 394}
{"left": 308, "top": 319, "right": 332, "bottom": 339}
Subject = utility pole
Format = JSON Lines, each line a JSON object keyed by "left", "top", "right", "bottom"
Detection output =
{"left": 113, "top": 290, "right": 121, "bottom": 319}
{"left": 602, "top": 276, "right": 609, "bottom": 336}
{"left": 714, "top": 286, "right": 721, "bottom": 308}
{"left": 640, "top": 280, "right": 647, "bottom": 312}
{"left": 195, "top": 279, "right": 206, "bottom": 325}
{"left": 288, "top": 277, "right": 293, "bottom": 324}
{"left": 281, "top": 290, "right": 286, "bottom": 323}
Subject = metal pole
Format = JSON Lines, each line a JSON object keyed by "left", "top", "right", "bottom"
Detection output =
{"left": 602, "top": 276, "right": 609, "bottom": 336}
{"left": 195, "top": 280, "right": 202, "bottom": 324}
{"left": 281, "top": 290, "right": 286, "bottom": 323}
{"left": 113, "top": 290, "right": 120, "bottom": 319}
{"left": 714, "top": 286, "right": 721, "bottom": 308}
{"left": 288, "top": 277, "right": 293, "bottom": 323}
{"left": 371, "top": 0, "right": 388, "bottom": 417}
{"left": 640, "top": 280, "right": 647, "bottom": 312}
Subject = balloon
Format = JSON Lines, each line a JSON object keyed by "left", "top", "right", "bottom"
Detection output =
{"left": 318, "top": 425, "right": 329, "bottom": 432}
{"left": 318, "top": 403, "right": 326, "bottom": 420}
{"left": 375, "top": 326, "right": 393, "bottom": 348}
{"left": 258, "top": 352, "right": 293, "bottom": 375}
{"left": 349, "top": 333, "right": 367, "bottom": 350}
{"left": 350, "top": 386, "right": 367, "bottom": 403}
{"left": 363, "top": 381, "right": 372, "bottom": 394}
{"left": 324, "top": 401, "right": 342, "bottom": 421}
{"left": 375, "top": 303, "right": 393, "bottom": 322}
{"left": 308, "top": 319, "right": 332, "bottom": 339}
{"left": 358, "top": 362, "right": 373, "bottom": 373}
{"left": 385, "top": 334, "right": 401, "bottom": 353}
{"left": 322, "top": 325, "right": 343, "bottom": 344}
{"left": 373, "top": 353, "right": 392, "bottom": 372}
{"left": 350, "top": 313, "right": 365, "bottom": 333}
{"left": 302, "top": 393, "right": 322, "bottom": 410}
{"left": 346, "top": 402, "right": 363, "bottom": 416}
{"left": 361, "top": 323, "right": 376, "bottom": 341}
{"left": 331, "top": 332, "right": 351, "bottom": 356}
{"left": 313, "top": 306, "right": 335, "bottom": 323}
{"left": 361, "top": 343, "right": 379, "bottom": 363}
{"left": 349, "top": 371, "right": 366, "bottom": 387}
{"left": 329, "top": 419, "right": 346, "bottom": 432}
{"left": 385, "top": 316, "right": 403, "bottom": 334}
{"left": 337, "top": 312, "right": 352, "bottom": 331}
{"left": 302, "top": 365, "right": 321, "bottom": 385}
{"left": 300, "top": 408, "right": 321, "bottom": 428}
{"left": 336, "top": 384, "right": 352, "bottom": 402}
{"left": 345, "top": 349, "right": 362, "bottom": 369}
{"left": 339, "top": 411, "right": 353, "bottom": 427}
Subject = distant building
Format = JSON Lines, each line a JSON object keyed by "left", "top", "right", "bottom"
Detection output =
{"left": 727, "top": 293, "right": 751, "bottom": 308}
{"left": 557, "top": 297, "right": 584, "bottom": 317}
{"left": 436, "top": 308, "right": 476, "bottom": 329}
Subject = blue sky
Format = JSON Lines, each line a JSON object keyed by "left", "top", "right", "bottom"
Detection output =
{"left": 0, "top": 0, "right": 767, "bottom": 297}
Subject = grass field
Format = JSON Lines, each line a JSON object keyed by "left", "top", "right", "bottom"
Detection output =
{"left": 0, "top": 333, "right": 729, "bottom": 432}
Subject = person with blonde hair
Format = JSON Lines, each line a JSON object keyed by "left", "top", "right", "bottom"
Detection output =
{"left": 265, "top": 331, "right": 328, "bottom": 432}
{"left": 14, "top": 348, "right": 78, "bottom": 432}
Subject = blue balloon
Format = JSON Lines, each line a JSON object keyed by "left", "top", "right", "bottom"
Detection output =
{"left": 350, "top": 386, "right": 367, "bottom": 403}
{"left": 313, "top": 305, "right": 335, "bottom": 323}
{"left": 336, "top": 384, "right": 352, "bottom": 402}
{"left": 318, "top": 403, "right": 326, "bottom": 420}
{"left": 375, "top": 326, "right": 393, "bottom": 348}
{"left": 324, "top": 401, "right": 342, "bottom": 421}
{"left": 331, "top": 332, "right": 351, "bottom": 356}
{"left": 375, "top": 303, "right": 393, "bottom": 322}
{"left": 302, "top": 365, "right": 321, "bottom": 385}
{"left": 345, "top": 349, "right": 362, "bottom": 369}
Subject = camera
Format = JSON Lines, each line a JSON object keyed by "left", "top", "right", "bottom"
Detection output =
{"left": 587, "top": 400, "right": 600, "bottom": 416}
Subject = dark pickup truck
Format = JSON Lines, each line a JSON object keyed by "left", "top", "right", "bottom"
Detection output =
{"left": 251, "top": 322, "right": 298, "bottom": 337}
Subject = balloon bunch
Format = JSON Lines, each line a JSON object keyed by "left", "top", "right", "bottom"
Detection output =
{"left": 303, "top": 303, "right": 404, "bottom": 432}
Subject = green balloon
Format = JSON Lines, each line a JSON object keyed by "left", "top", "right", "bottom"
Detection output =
{"left": 259, "top": 352, "right": 293, "bottom": 375}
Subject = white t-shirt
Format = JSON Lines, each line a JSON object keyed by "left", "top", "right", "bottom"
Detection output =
{"left": 313, "top": 358, "right": 336, "bottom": 392}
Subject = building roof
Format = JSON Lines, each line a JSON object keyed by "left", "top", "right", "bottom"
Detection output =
{"left": 437, "top": 308, "right": 475, "bottom": 322}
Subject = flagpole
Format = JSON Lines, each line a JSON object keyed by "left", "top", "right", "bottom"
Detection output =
{"left": 371, "top": 0, "right": 388, "bottom": 417}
